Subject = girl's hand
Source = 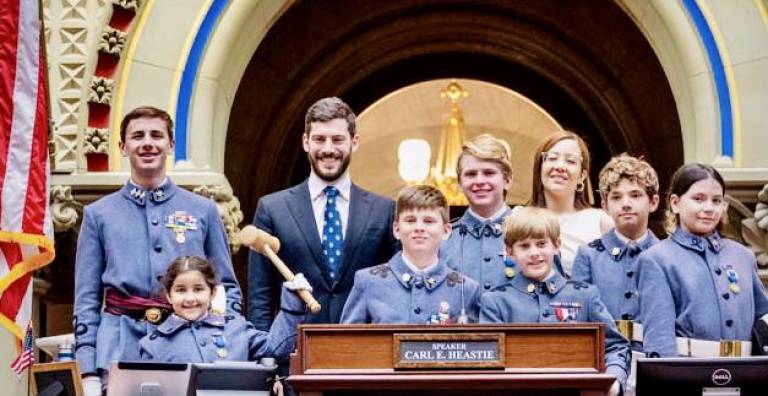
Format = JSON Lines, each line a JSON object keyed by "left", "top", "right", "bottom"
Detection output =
{"left": 284, "top": 273, "right": 313, "bottom": 292}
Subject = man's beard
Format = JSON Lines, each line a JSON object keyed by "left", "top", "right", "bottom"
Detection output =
{"left": 309, "top": 152, "right": 351, "bottom": 182}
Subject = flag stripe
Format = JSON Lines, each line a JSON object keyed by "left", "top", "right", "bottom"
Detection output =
{"left": 2, "top": 0, "right": 38, "bottom": 233}
{"left": 0, "top": 0, "right": 22, "bottom": 219}
{"left": 22, "top": 45, "right": 47, "bottom": 235}
{"left": 0, "top": 242, "right": 24, "bottom": 321}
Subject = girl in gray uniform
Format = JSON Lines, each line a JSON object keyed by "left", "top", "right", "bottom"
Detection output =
{"left": 139, "top": 256, "right": 310, "bottom": 363}
{"left": 639, "top": 163, "right": 768, "bottom": 357}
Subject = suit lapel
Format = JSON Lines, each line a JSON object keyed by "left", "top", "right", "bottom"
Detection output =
{"left": 286, "top": 182, "right": 328, "bottom": 282}
{"left": 338, "top": 184, "right": 373, "bottom": 281}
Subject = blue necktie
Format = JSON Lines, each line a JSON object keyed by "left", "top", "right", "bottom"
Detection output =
{"left": 322, "top": 186, "right": 344, "bottom": 280}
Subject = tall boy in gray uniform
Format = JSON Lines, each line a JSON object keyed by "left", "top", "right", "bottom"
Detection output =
{"left": 342, "top": 185, "right": 481, "bottom": 324}
{"left": 74, "top": 107, "right": 242, "bottom": 394}
{"left": 441, "top": 134, "right": 515, "bottom": 292}
{"left": 480, "top": 207, "right": 629, "bottom": 395}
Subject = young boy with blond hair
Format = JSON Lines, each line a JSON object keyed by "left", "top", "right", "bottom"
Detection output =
{"left": 442, "top": 134, "right": 516, "bottom": 292}
{"left": 480, "top": 207, "right": 629, "bottom": 395}
{"left": 342, "top": 185, "right": 481, "bottom": 324}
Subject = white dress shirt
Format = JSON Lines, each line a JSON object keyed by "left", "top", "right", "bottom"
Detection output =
{"left": 308, "top": 170, "right": 351, "bottom": 240}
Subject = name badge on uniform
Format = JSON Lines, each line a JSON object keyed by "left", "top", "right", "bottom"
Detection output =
{"left": 165, "top": 211, "right": 198, "bottom": 243}
{"left": 549, "top": 301, "right": 582, "bottom": 322}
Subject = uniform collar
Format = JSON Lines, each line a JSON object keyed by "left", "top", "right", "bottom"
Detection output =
{"left": 308, "top": 171, "right": 351, "bottom": 202}
{"left": 389, "top": 253, "right": 450, "bottom": 291}
{"left": 602, "top": 229, "right": 659, "bottom": 261}
{"left": 122, "top": 178, "right": 176, "bottom": 206}
{"left": 156, "top": 313, "right": 226, "bottom": 335}
{"left": 452, "top": 206, "right": 511, "bottom": 239}
{"left": 671, "top": 227, "right": 724, "bottom": 253}
{"left": 510, "top": 269, "right": 567, "bottom": 296}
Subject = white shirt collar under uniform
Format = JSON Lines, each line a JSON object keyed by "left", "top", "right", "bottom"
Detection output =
{"left": 467, "top": 205, "right": 508, "bottom": 223}
{"left": 401, "top": 253, "right": 439, "bottom": 275}
{"left": 614, "top": 229, "right": 649, "bottom": 246}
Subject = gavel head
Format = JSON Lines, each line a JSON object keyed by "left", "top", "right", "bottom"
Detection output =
{"left": 239, "top": 225, "right": 281, "bottom": 254}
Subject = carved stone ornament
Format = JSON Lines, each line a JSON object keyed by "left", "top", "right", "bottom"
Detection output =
{"left": 88, "top": 76, "right": 114, "bottom": 104}
{"left": 193, "top": 185, "right": 245, "bottom": 253}
{"left": 83, "top": 127, "right": 109, "bottom": 154}
{"left": 51, "top": 185, "right": 83, "bottom": 232}
{"left": 98, "top": 26, "right": 127, "bottom": 55}
{"left": 112, "top": 0, "right": 142, "bottom": 11}
{"left": 741, "top": 185, "right": 768, "bottom": 268}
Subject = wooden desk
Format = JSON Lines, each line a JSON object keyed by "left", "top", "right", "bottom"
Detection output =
{"left": 289, "top": 323, "right": 615, "bottom": 396}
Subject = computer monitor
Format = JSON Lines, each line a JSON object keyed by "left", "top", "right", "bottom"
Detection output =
{"left": 107, "top": 361, "right": 194, "bottom": 396}
{"left": 636, "top": 357, "right": 768, "bottom": 396}
{"left": 192, "top": 361, "right": 277, "bottom": 395}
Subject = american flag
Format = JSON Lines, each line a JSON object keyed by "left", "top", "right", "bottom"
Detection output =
{"left": 10, "top": 323, "right": 34, "bottom": 378}
{"left": 0, "top": 0, "right": 56, "bottom": 349}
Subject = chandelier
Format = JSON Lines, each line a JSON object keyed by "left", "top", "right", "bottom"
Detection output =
{"left": 398, "top": 81, "right": 469, "bottom": 206}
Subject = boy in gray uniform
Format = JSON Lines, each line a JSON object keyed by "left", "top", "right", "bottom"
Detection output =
{"left": 573, "top": 154, "right": 660, "bottom": 343}
{"left": 572, "top": 154, "right": 660, "bottom": 394}
{"left": 74, "top": 107, "right": 241, "bottom": 394}
{"left": 480, "top": 207, "right": 629, "bottom": 395}
{"left": 342, "top": 185, "right": 481, "bottom": 324}
{"left": 441, "top": 134, "right": 515, "bottom": 292}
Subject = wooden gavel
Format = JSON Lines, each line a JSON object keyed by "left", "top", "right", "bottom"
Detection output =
{"left": 239, "top": 225, "right": 322, "bottom": 314}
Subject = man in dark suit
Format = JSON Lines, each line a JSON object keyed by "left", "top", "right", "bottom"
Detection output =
{"left": 248, "top": 97, "right": 399, "bottom": 331}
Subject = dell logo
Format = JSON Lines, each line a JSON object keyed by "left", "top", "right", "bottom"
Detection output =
{"left": 711, "top": 368, "right": 732, "bottom": 386}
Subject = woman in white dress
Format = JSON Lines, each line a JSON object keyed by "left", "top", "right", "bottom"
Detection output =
{"left": 527, "top": 131, "right": 613, "bottom": 277}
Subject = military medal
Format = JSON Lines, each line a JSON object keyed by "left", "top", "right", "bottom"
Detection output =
{"left": 550, "top": 301, "right": 582, "bottom": 321}
{"left": 726, "top": 268, "right": 740, "bottom": 294}
{"left": 503, "top": 256, "right": 516, "bottom": 279}
{"left": 212, "top": 333, "right": 228, "bottom": 359}
{"left": 165, "top": 211, "right": 198, "bottom": 244}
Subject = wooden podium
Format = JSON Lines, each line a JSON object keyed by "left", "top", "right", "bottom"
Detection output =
{"left": 289, "top": 323, "right": 616, "bottom": 396}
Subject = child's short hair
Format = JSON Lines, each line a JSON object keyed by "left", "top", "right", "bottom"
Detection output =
{"left": 456, "top": 133, "right": 513, "bottom": 183}
{"left": 503, "top": 207, "right": 560, "bottom": 247}
{"left": 162, "top": 256, "right": 219, "bottom": 292}
{"left": 396, "top": 185, "right": 449, "bottom": 222}
{"left": 598, "top": 153, "right": 659, "bottom": 199}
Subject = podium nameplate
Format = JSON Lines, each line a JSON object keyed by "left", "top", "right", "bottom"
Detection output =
{"left": 393, "top": 332, "right": 505, "bottom": 369}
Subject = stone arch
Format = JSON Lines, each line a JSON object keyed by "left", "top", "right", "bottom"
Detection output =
{"left": 222, "top": 0, "right": 684, "bottom": 219}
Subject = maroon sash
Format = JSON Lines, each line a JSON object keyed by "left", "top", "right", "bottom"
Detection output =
{"left": 104, "top": 288, "right": 171, "bottom": 323}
